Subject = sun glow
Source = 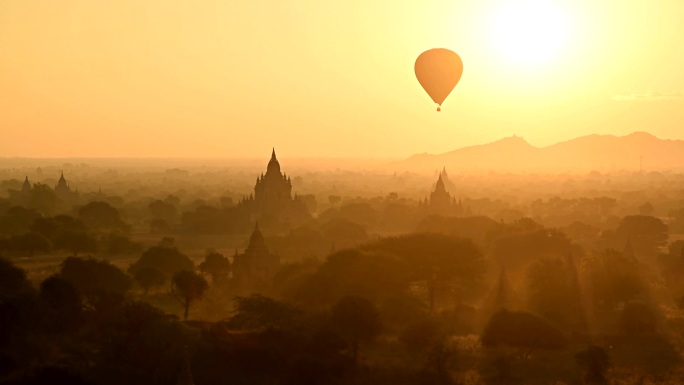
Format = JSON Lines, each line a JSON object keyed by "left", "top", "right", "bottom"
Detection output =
{"left": 487, "top": 1, "right": 573, "bottom": 67}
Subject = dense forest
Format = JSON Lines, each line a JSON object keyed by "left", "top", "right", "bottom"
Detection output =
{"left": 1, "top": 161, "right": 684, "bottom": 384}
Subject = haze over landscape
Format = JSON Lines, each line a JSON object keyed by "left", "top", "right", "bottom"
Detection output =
{"left": 3, "top": 1, "right": 684, "bottom": 385}
{"left": 2, "top": 0, "right": 684, "bottom": 157}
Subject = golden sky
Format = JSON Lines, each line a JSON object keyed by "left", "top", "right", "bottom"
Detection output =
{"left": 1, "top": 0, "right": 683, "bottom": 158}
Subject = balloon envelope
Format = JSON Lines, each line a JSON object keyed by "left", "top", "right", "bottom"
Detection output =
{"left": 414, "top": 49, "right": 463, "bottom": 110}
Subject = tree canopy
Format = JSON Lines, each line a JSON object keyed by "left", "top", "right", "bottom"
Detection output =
{"left": 129, "top": 246, "right": 195, "bottom": 276}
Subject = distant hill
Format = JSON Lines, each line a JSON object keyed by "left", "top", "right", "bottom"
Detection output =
{"left": 400, "top": 132, "right": 684, "bottom": 173}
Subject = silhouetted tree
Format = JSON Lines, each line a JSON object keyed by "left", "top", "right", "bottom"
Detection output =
{"left": 336, "top": 203, "right": 378, "bottom": 226}
{"left": 39, "top": 275, "right": 82, "bottom": 332}
{"left": 171, "top": 270, "right": 209, "bottom": 320}
{"left": 149, "top": 218, "right": 170, "bottom": 234}
{"left": 481, "top": 268, "right": 518, "bottom": 325}
{"left": 53, "top": 231, "right": 98, "bottom": 257}
{"left": 0, "top": 206, "right": 40, "bottom": 236}
{"left": 129, "top": 246, "right": 194, "bottom": 276}
{"left": 134, "top": 267, "right": 166, "bottom": 294}
{"left": 416, "top": 215, "right": 505, "bottom": 245}
{"left": 180, "top": 205, "right": 232, "bottom": 234}
{"left": 60, "top": 257, "right": 132, "bottom": 297}
{"left": 78, "top": 201, "right": 126, "bottom": 231}
{"left": 614, "top": 215, "right": 668, "bottom": 258}
{"left": 30, "top": 215, "right": 86, "bottom": 240}
{"left": 639, "top": 202, "right": 655, "bottom": 216}
{"left": 399, "top": 317, "right": 443, "bottom": 357}
{"left": 148, "top": 199, "right": 178, "bottom": 223}
{"left": 104, "top": 233, "right": 143, "bottom": 254}
{"left": 28, "top": 183, "right": 58, "bottom": 215}
{"left": 328, "top": 195, "right": 341, "bottom": 205}
{"left": 330, "top": 295, "right": 382, "bottom": 364}
{"left": 619, "top": 302, "right": 657, "bottom": 335}
{"left": 525, "top": 256, "right": 579, "bottom": 325}
{"left": 10, "top": 232, "right": 50, "bottom": 256}
{"left": 92, "top": 300, "right": 187, "bottom": 384}
{"left": 198, "top": 251, "right": 231, "bottom": 283}
{"left": 489, "top": 227, "right": 573, "bottom": 273}
{"left": 229, "top": 295, "right": 304, "bottom": 330}
{"left": 0, "top": 258, "right": 38, "bottom": 366}
{"left": 293, "top": 248, "right": 411, "bottom": 306}
{"left": 319, "top": 219, "right": 369, "bottom": 249}
{"left": 481, "top": 309, "right": 567, "bottom": 357}
{"left": 585, "top": 249, "right": 645, "bottom": 312}
{"left": 0, "top": 257, "right": 34, "bottom": 300}
{"left": 575, "top": 345, "right": 610, "bottom": 384}
{"left": 369, "top": 233, "right": 485, "bottom": 311}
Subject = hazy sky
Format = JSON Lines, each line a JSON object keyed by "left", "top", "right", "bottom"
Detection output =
{"left": 2, "top": 0, "right": 684, "bottom": 158}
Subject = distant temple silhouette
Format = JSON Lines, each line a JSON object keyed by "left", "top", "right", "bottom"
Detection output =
{"left": 232, "top": 222, "right": 280, "bottom": 288}
{"left": 54, "top": 171, "right": 79, "bottom": 200}
{"left": 419, "top": 168, "right": 467, "bottom": 216}
{"left": 238, "top": 149, "right": 310, "bottom": 230}
{"left": 439, "top": 167, "right": 456, "bottom": 193}
{"left": 21, "top": 176, "right": 32, "bottom": 196}
{"left": 18, "top": 172, "right": 79, "bottom": 201}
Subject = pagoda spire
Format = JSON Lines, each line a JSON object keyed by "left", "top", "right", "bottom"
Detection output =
{"left": 21, "top": 176, "right": 32, "bottom": 194}
{"left": 266, "top": 148, "right": 281, "bottom": 174}
{"left": 435, "top": 174, "right": 446, "bottom": 193}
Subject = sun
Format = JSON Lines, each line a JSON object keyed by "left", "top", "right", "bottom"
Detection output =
{"left": 487, "top": 0, "right": 573, "bottom": 67}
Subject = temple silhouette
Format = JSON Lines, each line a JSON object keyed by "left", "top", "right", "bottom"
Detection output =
{"left": 13, "top": 172, "right": 79, "bottom": 210}
{"left": 232, "top": 222, "right": 280, "bottom": 289}
{"left": 419, "top": 168, "right": 468, "bottom": 216}
{"left": 238, "top": 149, "right": 310, "bottom": 231}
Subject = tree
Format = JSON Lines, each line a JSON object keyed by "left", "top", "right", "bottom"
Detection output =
{"left": 228, "top": 294, "right": 304, "bottom": 330}
{"left": 319, "top": 219, "right": 369, "bottom": 249}
{"left": 30, "top": 215, "right": 85, "bottom": 240}
{"left": 481, "top": 309, "right": 567, "bottom": 357}
{"left": 489, "top": 227, "right": 574, "bottom": 272}
{"left": 60, "top": 257, "right": 132, "bottom": 296}
{"left": 128, "top": 246, "right": 194, "bottom": 277}
{"left": 0, "top": 206, "right": 40, "bottom": 236}
{"left": 614, "top": 215, "right": 668, "bottom": 258}
{"left": 88, "top": 299, "right": 187, "bottom": 385}
{"left": 639, "top": 202, "right": 655, "bottom": 216}
{"left": 198, "top": 251, "right": 231, "bottom": 283}
{"left": 525, "top": 256, "right": 581, "bottom": 326}
{"left": 293, "top": 249, "right": 411, "bottom": 307}
{"left": 149, "top": 218, "right": 169, "bottom": 234}
{"left": 10, "top": 232, "right": 50, "bottom": 256}
{"left": 105, "top": 233, "right": 142, "bottom": 255}
{"left": 171, "top": 270, "right": 209, "bottom": 320}
{"left": 619, "top": 302, "right": 657, "bottom": 335}
{"left": 148, "top": 199, "right": 178, "bottom": 223}
{"left": 0, "top": 257, "right": 34, "bottom": 301}
{"left": 28, "top": 183, "right": 58, "bottom": 215}
{"left": 39, "top": 275, "right": 82, "bottom": 332}
{"left": 575, "top": 345, "right": 610, "bottom": 384}
{"left": 53, "top": 231, "right": 98, "bottom": 257}
{"left": 585, "top": 249, "right": 645, "bottom": 312}
{"left": 134, "top": 268, "right": 166, "bottom": 294}
{"left": 78, "top": 201, "right": 127, "bottom": 231}
{"left": 399, "top": 317, "right": 443, "bottom": 357}
{"left": 369, "top": 233, "right": 486, "bottom": 311}
{"left": 329, "top": 295, "right": 382, "bottom": 364}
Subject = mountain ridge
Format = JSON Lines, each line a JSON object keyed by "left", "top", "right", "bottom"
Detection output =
{"left": 401, "top": 132, "right": 684, "bottom": 173}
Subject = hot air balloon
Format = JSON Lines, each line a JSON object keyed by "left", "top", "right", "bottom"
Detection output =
{"left": 414, "top": 48, "right": 463, "bottom": 111}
